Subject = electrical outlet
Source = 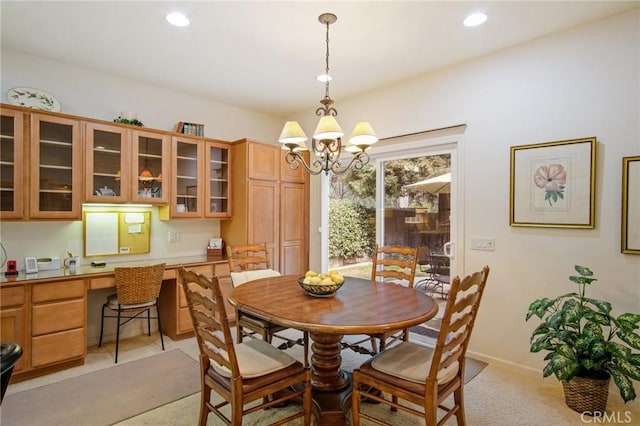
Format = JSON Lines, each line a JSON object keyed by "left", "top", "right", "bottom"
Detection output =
{"left": 470, "top": 236, "right": 495, "bottom": 251}
{"left": 168, "top": 231, "right": 180, "bottom": 243}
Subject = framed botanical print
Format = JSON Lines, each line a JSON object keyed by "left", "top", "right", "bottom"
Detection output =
{"left": 510, "top": 137, "right": 596, "bottom": 228}
{"left": 622, "top": 156, "right": 640, "bottom": 254}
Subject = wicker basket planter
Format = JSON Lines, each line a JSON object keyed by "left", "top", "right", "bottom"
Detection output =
{"left": 562, "top": 373, "right": 610, "bottom": 415}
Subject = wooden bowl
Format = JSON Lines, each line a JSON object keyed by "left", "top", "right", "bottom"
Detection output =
{"left": 297, "top": 277, "right": 343, "bottom": 297}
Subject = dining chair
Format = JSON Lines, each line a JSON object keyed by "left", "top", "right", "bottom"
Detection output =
{"left": 227, "top": 243, "right": 287, "bottom": 343}
{"left": 345, "top": 244, "right": 419, "bottom": 355}
{"left": 351, "top": 266, "right": 490, "bottom": 426}
{"left": 371, "top": 244, "right": 419, "bottom": 352}
{"left": 227, "top": 243, "right": 307, "bottom": 356}
{"left": 98, "top": 263, "right": 166, "bottom": 363}
{"left": 178, "top": 267, "right": 312, "bottom": 426}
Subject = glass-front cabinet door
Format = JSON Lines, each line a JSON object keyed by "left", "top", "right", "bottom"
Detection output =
{"left": 205, "top": 140, "right": 231, "bottom": 218}
{"left": 30, "top": 114, "right": 82, "bottom": 219}
{"left": 0, "top": 108, "right": 24, "bottom": 219}
{"left": 171, "top": 136, "right": 203, "bottom": 217}
{"left": 85, "top": 122, "right": 130, "bottom": 203}
{"left": 130, "top": 130, "right": 170, "bottom": 204}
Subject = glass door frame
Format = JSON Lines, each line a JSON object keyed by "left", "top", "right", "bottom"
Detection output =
{"left": 321, "top": 128, "right": 465, "bottom": 277}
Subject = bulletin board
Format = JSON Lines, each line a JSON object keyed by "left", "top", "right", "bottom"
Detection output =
{"left": 84, "top": 211, "right": 151, "bottom": 257}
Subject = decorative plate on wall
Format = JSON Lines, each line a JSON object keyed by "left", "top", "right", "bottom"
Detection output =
{"left": 6, "top": 87, "right": 61, "bottom": 112}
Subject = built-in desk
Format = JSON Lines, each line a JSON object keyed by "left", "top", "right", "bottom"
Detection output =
{"left": 0, "top": 256, "right": 232, "bottom": 383}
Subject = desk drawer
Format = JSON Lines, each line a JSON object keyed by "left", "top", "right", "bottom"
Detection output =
{"left": 1, "top": 286, "right": 25, "bottom": 307}
{"left": 89, "top": 276, "right": 115, "bottom": 289}
{"left": 32, "top": 327, "right": 84, "bottom": 367}
{"left": 32, "top": 299, "right": 85, "bottom": 335}
{"left": 33, "top": 280, "right": 85, "bottom": 303}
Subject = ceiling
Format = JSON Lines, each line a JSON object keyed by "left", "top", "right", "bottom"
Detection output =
{"left": 2, "top": 1, "right": 638, "bottom": 117}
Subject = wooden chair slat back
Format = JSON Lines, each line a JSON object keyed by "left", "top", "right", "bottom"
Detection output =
{"left": 179, "top": 267, "right": 240, "bottom": 378}
{"left": 227, "top": 243, "right": 271, "bottom": 272}
{"left": 114, "top": 263, "right": 166, "bottom": 304}
{"left": 371, "top": 244, "right": 418, "bottom": 286}
{"left": 428, "top": 266, "right": 490, "bottom": 381}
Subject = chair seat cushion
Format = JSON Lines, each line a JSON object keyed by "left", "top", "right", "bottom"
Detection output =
{"left": 371, "top": 341, "right": 458, "bottom": 385}
{"left": 211, "top": 338, "right": 296, "bottom": 378}
{"left": 231, "top": 269, "right": 281, "bottom": 287}
{"left": 106, "top": 294, "right": 156, "bottom": 310}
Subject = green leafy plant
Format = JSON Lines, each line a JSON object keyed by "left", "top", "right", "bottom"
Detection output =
{"left": 526, "top": 265, "right": 640, "bottom": 403}
{"left": 113, "top": 117, "right": 144, "bottom": 126}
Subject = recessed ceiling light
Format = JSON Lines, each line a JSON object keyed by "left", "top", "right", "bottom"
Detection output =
{"left": 166, "top": 12, "right": 190, "bottom": 27}
{"left": 464, "top": 13, "right": 487, "bottom": 27}
{"left": 317, "top": 74, "right": 332, "bottom": 82}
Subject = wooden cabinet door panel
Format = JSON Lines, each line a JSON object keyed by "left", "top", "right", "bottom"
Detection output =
{"left": 29, "top": 114, "right": 82, "bottom": 219}
{"left": 1, "top": 306, "right": 26, "bottom": 372}
{"left": 0, "top": 108, "right": 25, "bottom": 219}
{"left": 31, "top": 328, "right": 85, "bottom": 368}
{"left": 84, "top": 122, "right": 130, "bottom": 202}
{"left": 280, "top": 182, "right": 308, "bottom": 275}
{"left": 280, "top": 150, "right": 309, "bottom": 183}
{"left": 130, "top": 129, "right": 170, "bottom": 204}
{"left": 248, "top": 142, "right": 279, "bottom": 181}
{"left": 32, "top": 299, "right": 85, "bottom": 335}
{"left": 248, "top": 179, "right": 278, "bottom": 246}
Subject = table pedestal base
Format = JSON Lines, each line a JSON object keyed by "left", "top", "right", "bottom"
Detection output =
{"left": 309, "top": 332, "right": 352, "bottom": 425}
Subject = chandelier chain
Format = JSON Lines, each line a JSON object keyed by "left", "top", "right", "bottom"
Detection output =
{"left": 324, "top": 18, "right": 331, "bottom": 101}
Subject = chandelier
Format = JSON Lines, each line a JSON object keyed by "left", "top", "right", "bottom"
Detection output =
{"left": 278, "top": 13, "right": 378, "bottom": 176}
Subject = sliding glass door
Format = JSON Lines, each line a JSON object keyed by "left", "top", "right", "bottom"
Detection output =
{"left": 324, "top": 135, "right": 459, "bottom": 284}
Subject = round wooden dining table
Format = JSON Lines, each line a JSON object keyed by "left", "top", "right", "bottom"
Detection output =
{"left": 229, "top": 274, "right": 438, "bottom": 425}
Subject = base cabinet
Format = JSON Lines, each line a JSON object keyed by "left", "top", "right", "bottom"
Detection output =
{"left": 0, "top": 286, "right": 27, "bottom": 373}
{"left": 30, "top": 279, "right": 86, "bottom": 369}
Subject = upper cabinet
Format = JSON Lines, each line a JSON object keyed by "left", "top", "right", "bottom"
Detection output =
{"left": 0, "top": 108, "right": 25, "bottom": 219}
{"left": 85, "top": 123, "right": 170, "bottom": 204}
{"left": 85, "top": 122, "right": 130, "bottom": 203}
{"left": 168, "top": 135, "right": 204, "bottom": 218}
{"left": 29, "top": 113, "right": 83, "bottom": 219}
{"left": 1, "top": 104, "right": 232, "bottom": 221}
{"left": 130, "top": 130, "right": 170, "bottom": 205}
{"left": 205, "top": 140, "right": 231, "bottom": 218}
{"left": 159, "top": 135, "right": 232, "bottom": 219}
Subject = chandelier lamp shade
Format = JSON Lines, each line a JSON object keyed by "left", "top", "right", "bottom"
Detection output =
{"left": 278, "top": 13, "right": 378, "bottom": 176}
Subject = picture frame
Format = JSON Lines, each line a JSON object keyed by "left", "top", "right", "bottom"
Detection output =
{"left": 510, "top": 137, "right": 596, "bottom": 228}
{"left": 622, "top": 156, "right": 640, "bottom": 254}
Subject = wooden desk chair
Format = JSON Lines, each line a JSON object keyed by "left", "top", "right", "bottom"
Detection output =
{"left": 98, "top": 263, "right": 166, "bottom": 363}
{"left": 345, "top": 244, "right": 418, "bottom": 355}
{"left": 178, "top": 267, "right": 312, "bottom": 426}
{"left": 352, "top": 266, "right": 490, "bottom": 426}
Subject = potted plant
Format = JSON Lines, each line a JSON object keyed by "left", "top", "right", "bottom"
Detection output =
{"left": 526, "top": 265, "right": 640, "bottom": 414}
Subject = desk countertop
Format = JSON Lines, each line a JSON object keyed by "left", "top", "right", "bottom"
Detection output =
{"left": 1, "top": 255, "right": 226, "bottom": 285}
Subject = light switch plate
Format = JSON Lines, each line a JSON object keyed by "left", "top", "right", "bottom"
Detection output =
{"left": 470, "top": 237, "right": 495, "bottom": 251}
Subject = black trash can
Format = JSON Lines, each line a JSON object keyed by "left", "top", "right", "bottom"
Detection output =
{"left": 1, "top": 342, "right": 23, "bottom": 404}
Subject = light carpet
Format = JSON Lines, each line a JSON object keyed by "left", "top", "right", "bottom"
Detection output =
{"left": 117, "top": 334, "right": 487, "bottom": 426}
{"left": 1, "top": 349, "right": 200, "bottom": 426}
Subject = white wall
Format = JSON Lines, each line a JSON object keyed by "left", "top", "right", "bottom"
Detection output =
{"left": 2, "top": 9, "right": 639, "bottom": 370}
